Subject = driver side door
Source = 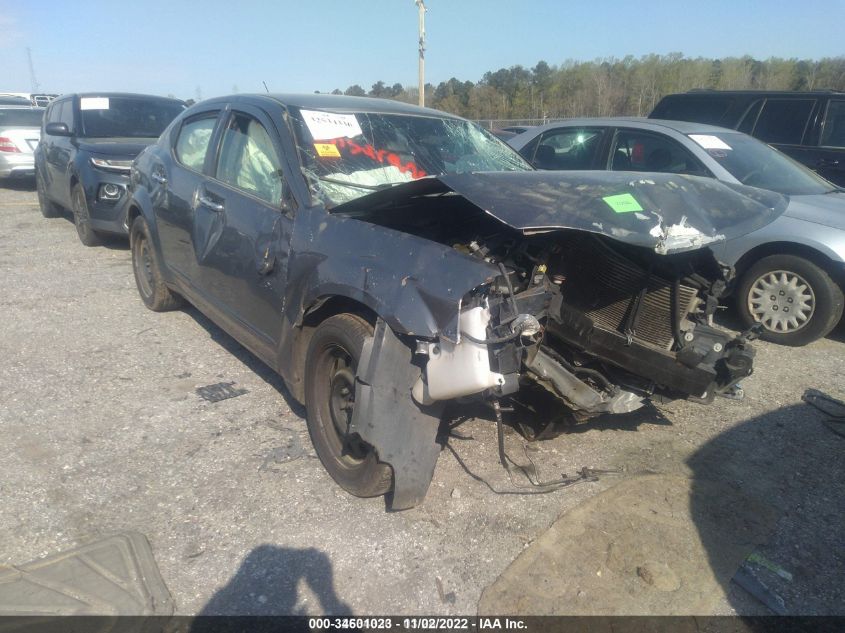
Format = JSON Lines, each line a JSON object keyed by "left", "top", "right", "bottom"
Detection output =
{"left": 189, "top": 105, "right": 294, "bottom": 364}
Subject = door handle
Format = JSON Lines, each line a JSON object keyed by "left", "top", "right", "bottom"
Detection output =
{"left": 258, "top": 255, "right": 276, "bottom": 275}
{"left": 198, "top": 194, "right": 224, "bottom": 212}
{"left": 151, "top": 172, "right": 167, "bottom": 184}
{"left": 257, "top": 246, "right": 275, "bottom": 275}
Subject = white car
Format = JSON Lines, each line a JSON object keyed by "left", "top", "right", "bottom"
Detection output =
{"left": 0, "top": 107, "right": 44, "bottom": 180}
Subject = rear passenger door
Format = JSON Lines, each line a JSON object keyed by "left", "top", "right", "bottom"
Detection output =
{"left": 608, "top": 129, "right": 710, "bottom": 177}
{"left": 153, "top": 108, "right": 222, "bottom": 282}
{"left": 191, "top": 105, "right": 294, "bottom": 361}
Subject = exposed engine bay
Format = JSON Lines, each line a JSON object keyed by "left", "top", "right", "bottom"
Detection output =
{"left": 335, "top": 187, "right": 759, "bottom": 418}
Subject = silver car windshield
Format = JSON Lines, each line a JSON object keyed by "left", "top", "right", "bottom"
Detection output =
{"left": 289, "top": 107, "right": 531, "bottom": 207}
{"left": 688, "top": 132, "right": 835, "bottom": 195}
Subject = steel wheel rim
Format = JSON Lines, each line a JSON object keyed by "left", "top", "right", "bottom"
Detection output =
{"left": 134, "top": 237, "right": 154, "bottom": 298}
{"left": 748, "top": 269, "right": 815, "bottom": 333}
{"left": 321, "top": 344, "right": 369, "bottom": 463}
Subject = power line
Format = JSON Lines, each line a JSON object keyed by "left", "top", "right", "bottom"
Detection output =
{"left": 26, "top": 48, "right": 40, "bottom": 93}
{"left": 415, "top": 0, "right": 426, "bottom": 107}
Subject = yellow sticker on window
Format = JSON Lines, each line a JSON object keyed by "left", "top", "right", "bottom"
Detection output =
{"left": 314, "top": 143, "right": 340, "bottom": 158}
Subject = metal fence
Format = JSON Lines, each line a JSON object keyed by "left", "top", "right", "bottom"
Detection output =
{"left": 473, "top": 118, "right": 550, "bottom": 130}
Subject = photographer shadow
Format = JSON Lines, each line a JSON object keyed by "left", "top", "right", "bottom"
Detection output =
{"left": 193, "top": 544, "right": 352, "bottom": 622}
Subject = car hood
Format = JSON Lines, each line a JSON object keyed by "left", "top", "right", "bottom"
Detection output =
{"left": 332, "top": 171, "right": 787, "bottom": 255}
{"left": 784, "top": 192, "right": 845, "bottom": 231}
{"left": 76, "top": 137, "right": 158, "bottom": 158}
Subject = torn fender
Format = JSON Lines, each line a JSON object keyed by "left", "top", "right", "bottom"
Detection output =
{"left": 351, "top": 319, "right": 445, "bottom": 510}
{"left": 332, "top": 171, "right": 788, "bottom": 254}
{"left": 287, "top": 207, "right": 498, "bottom": 340}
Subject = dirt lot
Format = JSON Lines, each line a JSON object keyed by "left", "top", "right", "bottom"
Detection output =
{"left": 1, "top": 180, "right": 843, "bottom": 616}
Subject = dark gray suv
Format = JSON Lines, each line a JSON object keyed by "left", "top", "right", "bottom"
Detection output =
{"left": 651, "top": 90, "right": 845, "bottom": 187}
{"left": 34, "top": 93, "right": 185, "bottom": 245}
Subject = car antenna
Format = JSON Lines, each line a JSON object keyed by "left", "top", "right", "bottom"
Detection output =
{"left": 262, "top": 81, "right": 269, "bottom": 93}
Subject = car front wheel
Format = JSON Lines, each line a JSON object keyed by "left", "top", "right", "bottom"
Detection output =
{"left": 304, "top": 314, "right": 393, "bottom": 498}
{"left": 71, "top": 183, "right": 102, "bottom": 246}
{"left": 737, "top": 254, "right": 844, "bottom": 346}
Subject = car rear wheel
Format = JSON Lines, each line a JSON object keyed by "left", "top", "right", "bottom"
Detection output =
{"left": 36, "top": 171, "right": 61, "bottom": 218}
{"left": 304, "top": 314, "right": 392, "bottom": 498}
{"left": 130, "top": 215, "right": 183, "bottom": 312}
{"left": 71, "top": 183, "right": 102, "bottom": 246}
{"left": 737, "top": 254, "right": 844, "bottom": 346}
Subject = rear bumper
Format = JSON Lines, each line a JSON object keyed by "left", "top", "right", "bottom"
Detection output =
{"left": 0, "top": 153, "right": 35, "bottom": 178}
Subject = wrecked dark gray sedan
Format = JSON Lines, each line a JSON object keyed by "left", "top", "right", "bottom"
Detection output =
{"left": 126, "top": 94, "right": 786, "bottom": 509}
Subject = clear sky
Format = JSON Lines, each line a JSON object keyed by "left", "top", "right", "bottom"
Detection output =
{"left": 2, "top": 0, "right": 843, "bottom": 99}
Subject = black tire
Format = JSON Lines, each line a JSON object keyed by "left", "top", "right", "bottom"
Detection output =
{"left": 36, "top": 170, "right": 61, "bottom": 218}
{"left": 736, "top": 254, "right": 844, "bottom": 346}
{"left": 304, "top": 314, "right": 392, "bottom": 498}
{"left": 130, "top": 215, "right": 183, "bottom": 312}
{"left": 71, "top": 183, "right": 102, "bottom": 246}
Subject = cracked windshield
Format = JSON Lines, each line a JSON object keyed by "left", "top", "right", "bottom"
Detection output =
{"left": 290, "top": 107, "right": 530, "bottom": 206}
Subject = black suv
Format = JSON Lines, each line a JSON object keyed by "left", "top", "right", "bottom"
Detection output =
{"left": 650, "top": 90, "right": 845, "bottom": 187}
{"left": 34, "top": 93, "right": 185, "bottom": 245}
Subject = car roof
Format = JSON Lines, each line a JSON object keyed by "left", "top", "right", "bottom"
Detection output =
{"left": 524, "top": 117, "right": 738, "bottom": 136}
{"left": 0, "top": 96, "right": 33, "bottom": 105}
{"left": 0, "top": 106, "right": 44, "bottom": 111}
{"left": 200, "top": 93, "right": 463, "bottom": 119}
{"left": 57, "top": 92, "right": 186, "bottom": 104}
{"left": 679, "top": 89, "right": 843, "bottom": 96}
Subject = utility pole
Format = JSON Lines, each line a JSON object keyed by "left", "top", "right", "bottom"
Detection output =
{"left": 26, "top": 48, "right": 40, "bottom": 93}
{"left": 415, "top": 0, "right": 426, "bottom": 107}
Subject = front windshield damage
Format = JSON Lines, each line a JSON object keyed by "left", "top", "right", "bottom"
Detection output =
{"left": 289, "top": 107, "right": 531, "bottom": 207}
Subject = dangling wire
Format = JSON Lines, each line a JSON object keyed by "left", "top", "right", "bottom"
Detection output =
{"left": 492, "top": 399, "right": 621, "bottom": 492}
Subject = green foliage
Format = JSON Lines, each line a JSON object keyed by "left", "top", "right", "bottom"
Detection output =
{"left": 332, "top": 54, "right": 845, "bottom": 120}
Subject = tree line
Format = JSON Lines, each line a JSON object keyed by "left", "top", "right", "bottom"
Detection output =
{"left": 325, "top": 54, "right": 845, "bottom": 121}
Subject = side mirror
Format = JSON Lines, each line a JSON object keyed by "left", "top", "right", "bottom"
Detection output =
{"left": 45, "top": 122, "right": 71, "bottom": 137}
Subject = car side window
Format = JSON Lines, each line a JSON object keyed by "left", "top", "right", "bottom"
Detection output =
{"left": 611, "top": 130, "right": 709, "bottom": 176}
{"left": 215, "top": 112, "right": 283, "bottom": 206}
{"left": 820, "top": 100, "right": 845, "bottom": 148}
{"left": 737, "top": 100, "right": 763, "bottom": 134}
{"left": 174, "top": 114, "right": 218, "bottom": 172}
{"left": 532, "top": 128, "right": 604, "bottom": 170}
{"left": 46, "top": 102, "right": 60, "bottom": 124}
{"left": 752, "top": 99, "right": 815, "bottom": 145}
{"left": 58, "top": 100, "right": 74, "bottom": 130}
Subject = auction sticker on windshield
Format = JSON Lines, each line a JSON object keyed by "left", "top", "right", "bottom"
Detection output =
{"left": 689, "top": 134, "right": 732, "bottom": 151}
{"left": 301, "top": 109, "right": 363, "bottom": 141}
{"left": 80, "top": 97, "right": 109, "bottom": 110}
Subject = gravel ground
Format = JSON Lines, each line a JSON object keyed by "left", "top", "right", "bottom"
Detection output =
{"left": 1, "top": 181, "right": 843, "bottom": 616}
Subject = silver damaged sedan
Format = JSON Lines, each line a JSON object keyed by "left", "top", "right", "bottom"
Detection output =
{"left": 510, "top": 118, "right": 845, "bottom": 346}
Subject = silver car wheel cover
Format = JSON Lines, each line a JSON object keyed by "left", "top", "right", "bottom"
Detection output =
{"left": 748, "top": 269, "right": 815, "bottom": 333}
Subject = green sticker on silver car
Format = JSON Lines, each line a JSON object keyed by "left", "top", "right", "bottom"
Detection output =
{"left": 602, "top": 193, "right": 643, "bottom": 214}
